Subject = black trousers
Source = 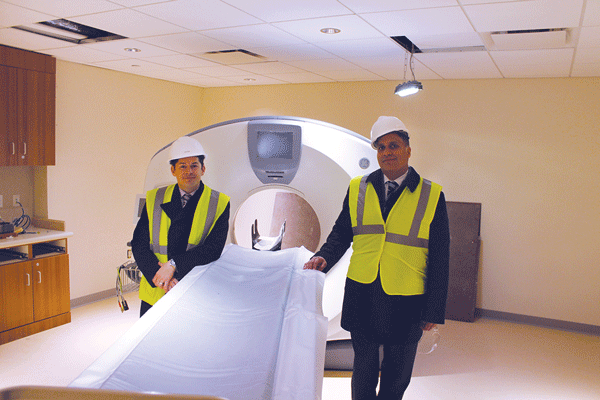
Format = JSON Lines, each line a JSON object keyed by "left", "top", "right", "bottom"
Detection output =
{"left": 140, "top": 300, "right": 152, "bottom": 317}
{"left": 351, "top": 324, "right": 422, "bottom": 400}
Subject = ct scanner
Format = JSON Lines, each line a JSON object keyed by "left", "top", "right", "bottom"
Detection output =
{"left": 140, "top": 116, "right": 378, "bottom": 341}
{"left": 65, "top": 117, "right": 378, "bottom": 399}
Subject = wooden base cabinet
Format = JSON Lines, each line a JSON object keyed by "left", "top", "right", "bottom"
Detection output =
{"left": 0, "top": 254, "right": 71, "bottom": 345}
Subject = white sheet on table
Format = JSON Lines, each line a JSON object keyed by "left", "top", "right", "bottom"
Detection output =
{"left": 70, "top": 245, "right": 327, "bottom": 400}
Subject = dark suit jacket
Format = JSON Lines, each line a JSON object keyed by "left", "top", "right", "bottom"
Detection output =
{"left": 131, "top": 182, "right": 230, "bottom": 288}
{"left": 314, "top": 167, "right": 450, "bottom": 342}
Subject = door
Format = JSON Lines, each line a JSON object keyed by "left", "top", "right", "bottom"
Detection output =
{"left": 33, "top": 254, "right": 70, "bottom": 321}
{"left": 0, "top": 261, "right": 34, "bottom": 331}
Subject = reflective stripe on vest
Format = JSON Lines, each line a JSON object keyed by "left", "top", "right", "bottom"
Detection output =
{"left": 347, "top": 174, "right": 442, "bottom": 295}
{"left": 140, "top": 184, "right": 230, "bottom": 305}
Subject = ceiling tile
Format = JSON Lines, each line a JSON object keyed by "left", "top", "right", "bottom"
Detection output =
{"left": 222, "top": 0, "right": 352, "bottom": 22}
{"left": 463, "top": 0, "right": 584, "bottom": 32}
{"left": 491, "top": 48, "right": 574, "bottom": 77}
{"left": 410, "top": 32, "right": 484, "bottom": 50}
{"left": 92, "top": 58, "right": 174, "bottom": 74}
{"left": 232, "top": 61, "right": 306, "bottom": 74}
{"left": 137, "top": 32, "right": 233, "bottom": 54}
{"left": 70, "top": 9, "right": 188, "bottom": 38}
{"left": 1, "top": 0, "right": 598, "bottom": 87}
{"left": 140, "top": 54, "right": 220, "bottom": 68}
{"left": 180, "top": 76, "right": 239, "bottom": 87}
{"left": 496, "top": 62, "right": 571, "bottom": 78}
{"left": 1, "top": 0, "right": 123, "bottom": 18}
{"left": 583, "top": 0, "right": 600, "bottom": 26}
{"left": 138, "top": 67, "right": 205, "bottom": 83}
{"left": 360, "top": 7, "right": 475, "bottom": 37}
{"left": 185, "top": 65, "right": 251, "bottom": 77}
{"left": 83, "top": 39, "right": 179, "bottom": 58}
{"left": 316, "top": 37, "right": 404, "bottom": 59}
{"left": 134, "top": 0, "right": 262, "bottom": 31}
{"left": 571, "top": 62, "right": 600, "bottom": 76}
{"left": 108, "top": 0, "right": 177, "bottom": 6}
{"left": 273, "top": 15, "right": 385, "bottom": 43}
{"left": 200, "top": 25, "right": 306, "bottom": 49}
{"left": 318, "top": 69, "right": 383, "bottom": 81}
{"left": 285, "top": 58, "right": 362, "bottom": 72}
{"left": 265, "top": 71, "right": 333, "bottom": 83}
{"left": 415, "top": 51, "right": 502, "bottom": 79}
{"left": 247, "top": 43, "right": 335, "bottom": 61}
{"left": 458, "top": 0, "right": 523, "bottom": 4}
{"left": 0, "top": 26, "right": 73, "bottom": 51}
{"left": 578, "top": 26, "right": 600, "bottom": 47}
{"left": 42, "top": 45, "right": 126, "bottom": 63}
{"left": 221, "top": 74, "right": 288, "bottom": 85}
{"left": 340, "top": 0, "right": 458, "bottom": 13}
{"left": 0, "top": 2, "right": 53, "bottom": 28}
{"left": 351, "top": 56, "right": 442, "bottom": 80}
{"left": 574, "top": 46, "right": 600, "bottom": 64}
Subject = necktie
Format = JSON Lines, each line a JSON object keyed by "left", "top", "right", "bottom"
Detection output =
{"left": 181, "top": 193, "right": 192, "bottom": 208}
{"left": 386, "top": 181, "right": 399, "bottom": 200}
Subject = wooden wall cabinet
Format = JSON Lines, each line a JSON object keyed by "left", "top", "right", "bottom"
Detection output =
{"left": 0, "top": 238, "right": 71, "bottom": 345}
{"left": 0, "top": 45, "right": 56, "bottom": 166}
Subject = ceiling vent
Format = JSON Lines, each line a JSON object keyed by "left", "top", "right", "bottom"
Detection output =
{"left": 391, "top": 35, "right": 486, "bottom": 54}
{"left": 199, "top": 49, "right": 267, "bottom": 65}
{"left": 12, "top": 19, "right": 126, "bottom": 44}
{"left": 488, "top": 28, "right": 571, "bottom": 51}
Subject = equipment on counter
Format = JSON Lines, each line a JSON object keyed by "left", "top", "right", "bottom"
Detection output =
{"left": 0, "top": 221, "right": 14, "bottom": 233}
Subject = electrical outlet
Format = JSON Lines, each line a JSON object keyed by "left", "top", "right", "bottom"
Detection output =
{"left": 13, "top": 195, "right": 20, "bottom": 207}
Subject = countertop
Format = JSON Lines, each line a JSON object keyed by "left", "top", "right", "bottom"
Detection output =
{"left": 0, "top": 228, "right": 73, "bottom": 249}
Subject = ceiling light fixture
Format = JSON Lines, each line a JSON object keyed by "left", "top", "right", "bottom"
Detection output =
{"left": 125, "top": 48, "right": 141, "bottom": 53}
{"left": 320, "top": 28, "right": 341, "bottom": 34}
{"left": 394, "top": 45, "right": 422, "bottom": 97}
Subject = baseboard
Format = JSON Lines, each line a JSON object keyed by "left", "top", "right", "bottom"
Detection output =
{"left": 70, "top": 289, "right": 117, "bottom": 309}
{"left": 69, "top": 292, "right": 599, "bottom": 337}
{"left": 476, "top": 308, "right": 600, "bottom": 336}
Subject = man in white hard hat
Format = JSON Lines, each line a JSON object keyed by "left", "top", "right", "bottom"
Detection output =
{"left": 131, "top": 136, "right": 230, "bottom": 317}
{"left": 304, "top": 116, "right": 449, "bottom": 399}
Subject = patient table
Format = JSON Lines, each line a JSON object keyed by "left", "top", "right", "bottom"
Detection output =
{"left": 69, "top": 245, "right": 327, "bottom": 400}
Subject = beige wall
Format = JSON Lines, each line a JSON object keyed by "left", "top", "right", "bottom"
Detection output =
{"left": 44, "top": 60, "right": 599, "bottom": 327}
{"left": 0, "top": 166, "right": 34, "bottom": 224}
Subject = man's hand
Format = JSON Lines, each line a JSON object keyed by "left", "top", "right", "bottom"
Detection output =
{"left": 166, "top": 278, "right": 179, "bottom": 293}
{"left": 303, "top": 256, "right": 327, "bottom": 272}
{"left": 153, "top": 261, "right": 176, "bottom": 292}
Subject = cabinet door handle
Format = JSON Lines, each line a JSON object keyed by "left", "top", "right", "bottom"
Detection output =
{"left": 26, "top": 273, "right": 31, "bottom": 286}
{"left": 12, "top": 142, "right": 16, "bottom": 155}
{"left": 37, "top": 270, "right": 42, "bottom": 283}
{"left": 23, "top": 142, "right": 27, "bottom": 156}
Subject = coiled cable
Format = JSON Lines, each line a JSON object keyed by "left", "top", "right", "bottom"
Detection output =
{"left": 12, "top": 201, "right": 31, "bottom": 231}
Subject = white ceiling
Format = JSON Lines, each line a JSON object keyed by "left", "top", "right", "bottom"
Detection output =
{"left": 1, "top": 0, "right": 599, "bottom": 87}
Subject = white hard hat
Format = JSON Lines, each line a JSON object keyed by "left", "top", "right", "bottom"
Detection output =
{"left": 370, "top": 116, "right": 409, "bottom": 149}
{"left": 168, "top": 136, "right": 206, "bottom": 162}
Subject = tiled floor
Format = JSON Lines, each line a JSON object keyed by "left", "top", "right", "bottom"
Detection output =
{"left": 1, "top": 292, "right": 599, "bottom": 399}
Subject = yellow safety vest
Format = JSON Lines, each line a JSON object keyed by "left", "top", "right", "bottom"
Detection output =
{"left": 347, "top": 175, "right": 442, "bottom": 295}
{"left": 139, "top": 184, "right": 230, "bottom": 305}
